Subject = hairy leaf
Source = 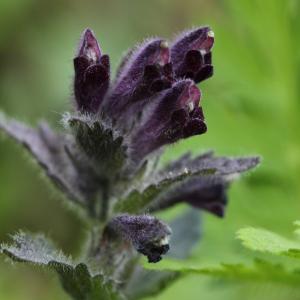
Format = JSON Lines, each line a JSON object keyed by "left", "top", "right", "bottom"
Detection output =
{"left": 0, "top": 112, "right": 97, "bottom": 206}
{"left": 1, "top": 231, "right": 71, "bottom": 265}
{"left": 159, "top": 152, "right": 260, "bottom": 178}
{"left": 0, "top": 232, "right": 120, "bottom": 300}
{"left": 114, "top": 167, "right": 213, "bottom": 214}
{"left": 66, "top": 113, "right": 126, "bottom": 178}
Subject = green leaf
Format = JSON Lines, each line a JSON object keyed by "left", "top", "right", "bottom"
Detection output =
{"left": 143, "top": 258, "right": 300, "bottom": 287}
{"left": 50, "top": 262, "right": 119, "bottom": 300}
{"left": 237, "top": 227, "right": 300, "bottom": 258}
{"left": 114, "top": 152, "right": 260, "bottom": 214}
{"left": 114, "top": 168, "right": 213, "bottom": 214}
{"left": 1, "top": 232, "right": 120, "bottom": 300}
{"left": 66, "top": 113, "right": 126, "bottom": 177}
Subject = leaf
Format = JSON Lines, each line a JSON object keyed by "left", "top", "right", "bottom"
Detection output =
{"left": 142, "top": 221, "right": 300, "bottom": 289}
{"left": 167, "top": 208, "right": 202, "bottom": 259}
{"left": 237, "top": 227, "right": 300, "bottom": 258}
{"left": 143, "top": 258, "right": 300, "bottom": 287}
{"left": 66, "top": 113, "right": 127, "bottom": 177}
{"left": 50, "top": 262, "right": 119, "bottom": 300}
{"left": 161, "top": 151, "right": 211, "bottom": 173}
{"left": 160, "top": 151, "right": 260, "bottom": 178}
{"left": 1, "top": 232, "right": 120, "bottom": 300}
{"left": 0, "top": 112, "right": 98, "bottom": 208}
{"left": 114, "top": 167, "right": 212, "bottom": 214}
{"left": 1, "top": 231, "right": 71, "bottom": 265}
{"left": 114, "top": 153, "right": 260, "bottom": 214}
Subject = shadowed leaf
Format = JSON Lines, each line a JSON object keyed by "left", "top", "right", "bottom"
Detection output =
{"left": 0, "top": 112, "right": 100, "bottom": 213}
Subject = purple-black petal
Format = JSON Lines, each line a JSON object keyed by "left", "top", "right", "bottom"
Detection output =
{"left": 130, "top": 79, "right": 206, "bottom": 160}
{"left": 110, "top": 214, "right": 171, "bottom": 263}
{"left": 171, "top": 27, "right": 214, "bottom": 83}
{"left": 74, "top": 29, "right": 110, "bottom": 113}
{"left": 150, "top": 176, "right": 228, "bottom": 218}
{"left": 103, "top": 39, "right": 174, "bottom": 121}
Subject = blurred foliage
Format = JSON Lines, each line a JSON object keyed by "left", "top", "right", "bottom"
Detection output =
{"left": 0, "top": 0, "right": 300, "bottom": 299}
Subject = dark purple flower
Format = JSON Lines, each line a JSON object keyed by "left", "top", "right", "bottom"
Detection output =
{"left": 130, "top": 79, "right": 206, "bottom": 160}
{"left": 103, "top": 39, "right": 173, "bottom": 121}
{"left": 74, "top": 29, "right": 110, "bottom": 113}
{"left": 171, "top": 27, "right": 214, "bottom": 83}
{"left": 110, "top": 214, "right": 171, "bottom": 263}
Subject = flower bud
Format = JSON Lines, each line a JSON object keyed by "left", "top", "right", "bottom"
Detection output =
{"left": 74, "top": 29, "right": 110, "bottom": 113}
{"left": 171, "top": 27, "right": 214, "bottom": 83}
{"left": 110, "top": 214, "right": 171, "bottom": 263}
{"left": 130, "top": 79, "right": 206, "bottom": 160}
{"left": 103, "top": 39, "right": 173, "bottom": 120}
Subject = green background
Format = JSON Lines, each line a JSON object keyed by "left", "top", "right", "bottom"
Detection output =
{"left": 0, "top": 0, "right": 300, "bottom": 299}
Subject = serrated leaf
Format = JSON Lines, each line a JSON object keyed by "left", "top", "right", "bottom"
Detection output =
{"left": 50, "top": 262, "right": 120, "bottom": 300}
{"left": 143, "top": 258, "right": 300, "bottom": 287}
{"left": 1, "top": 232, "right": 120, "bottom": 300}
{"left": 0, "top": 112, "right": 98, "bottom": 208}
{"left": 115, "top": 153, "right": 260, "bottom": 214}
{"left": 237, "top": 227, "right": 300, "bottom": 258}
{"left": 114, "top": 168, "right": 212, "bottom": 214}
{"left": 67, "top": 114, "right": 126, "bottom": 177}
{"left": 1, "top": 231, "right": 71, "bottom": 265}
{"left": 160, "top": 152, "right": 260, "bottom": 178}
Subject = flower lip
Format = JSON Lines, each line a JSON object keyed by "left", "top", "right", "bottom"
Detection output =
{"left": 178, "top": 82, "right": 201, "bottom": 112}
{"left": 148, "top": 40, "right": 170, "bottom": 66}
{"left": 170, "top": 27, "right": 214, "bottom": 84}
{"left": 189, "top": 28, "right": 214, "bottom": 53}
{"left": 78, "top": 28, "right": 102, "bottom": 63}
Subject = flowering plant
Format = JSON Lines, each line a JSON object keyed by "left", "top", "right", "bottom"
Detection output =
{"left": 0, "top": 27, "right": 259, "bottom": 299}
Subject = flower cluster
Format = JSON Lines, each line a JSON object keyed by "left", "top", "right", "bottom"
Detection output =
{"left": 74, "top": 28, "right": 213, "bottom": 161}
{"left": 0, "top": 26, "right": 259, "bottom": 300}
